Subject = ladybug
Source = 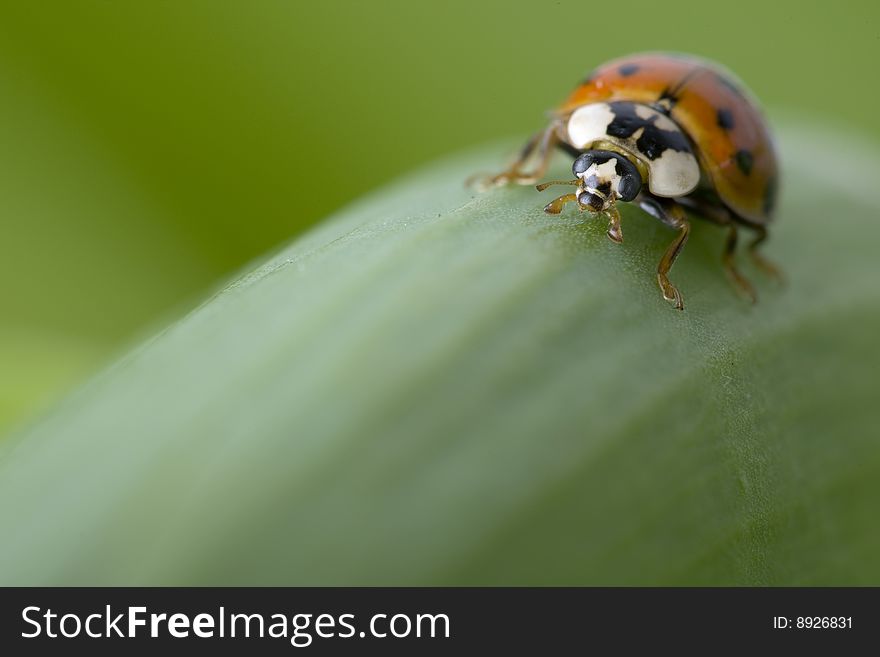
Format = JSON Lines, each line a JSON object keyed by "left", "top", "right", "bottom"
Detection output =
{"left": 479, "top": 52, "right": 780, "bottom": 310}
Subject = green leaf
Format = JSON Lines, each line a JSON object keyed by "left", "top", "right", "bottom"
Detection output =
{"left": 1, "top": 119, "right": 879, "bottom": 585}
{"left": 0, "top": 326, "right": 103, "bottom": 436}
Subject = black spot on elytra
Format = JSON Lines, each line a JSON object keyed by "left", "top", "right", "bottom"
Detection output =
{"left": 763, "top": 176, "right": 778, "bottom": 215}
{"left": 735, "top": 149, "right": 754, "bottom": 176}
{"left": 605, "top": 101, "right": 691, "bottom": 161}
{"left": 716, "top": 108, "right": 735, "bottom": 130}
{"left": 619, "top": 63, "right": 639, "bottom": 76}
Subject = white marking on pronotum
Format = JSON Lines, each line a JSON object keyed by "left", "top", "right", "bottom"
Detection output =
{"left": 567, "top": 103, "right": 616, "bottom": 148}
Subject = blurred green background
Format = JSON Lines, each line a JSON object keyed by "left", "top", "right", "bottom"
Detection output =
{"left": 1, "top": 0, "right": 878, "bottom": 436}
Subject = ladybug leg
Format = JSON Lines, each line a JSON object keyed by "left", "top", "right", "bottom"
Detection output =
{"left": 747, "top": 226, "right": 784, "bottom": 282}
{"left": 657, "top": 216, "right": 690, "bottom": 311}
{"left": 542, "top": 193, "right": 580, "bottom": 215}
{"left": 471, "top": 121, "right": 564, "bottom": 189}
{"left": 677, "top": 196, "right": 760, "bottom": 301}
{"left": 722, "top": 225, "right": 757, "bottom": 303}
{"left": 605, "top": 205, "right": 624, "bottom": 243}
{"left": 636, "top": 194, "right": 690, "bottom": 310}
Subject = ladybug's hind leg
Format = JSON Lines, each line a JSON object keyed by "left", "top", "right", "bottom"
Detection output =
{"left": 722, "top": 225, "right": 757, "bottom": 303}
{"left": 677, "top": 196, "right": 759, "bottom": 303}
{"left": 635, "top": 194, "right": 691, "bottom": 310}
{"left": 746, "top": 225, "right": 784, "bottom": 282}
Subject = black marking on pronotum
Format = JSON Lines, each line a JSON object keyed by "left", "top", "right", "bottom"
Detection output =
{"left": 605, "top": 102, "right": 649, "bottom": 138}
{"left": 605, "top": 101, "right": 691, "bottom": 160}
{"left": 638, "top": 128, "right": 690, "bottom": 161}
{"left": 735, "top": 149, "right": 754, "bottom": 176}
{"left": 716, "top": 108, "right": 735, "bottom": 130}
{"left": 619, "top": 63, "right": 639, "bottom": 76}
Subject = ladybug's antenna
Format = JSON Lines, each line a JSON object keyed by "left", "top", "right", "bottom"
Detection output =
{"left": 535, "top": 178, "right": 579, "bottom": 192}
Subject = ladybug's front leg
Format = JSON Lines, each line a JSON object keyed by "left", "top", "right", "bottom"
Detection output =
{"left": 635, "top": 194, "right": 691, "bottom": 310}
{"left": 472, "top": 121, "right": 564, "bottom": 189}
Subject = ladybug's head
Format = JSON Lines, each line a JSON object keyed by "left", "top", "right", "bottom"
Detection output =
{"left": 536, "top": 149, "right": 642, "bottom": 217}
{"left": 570, "top": 150, "right": 642, "bottom": 212}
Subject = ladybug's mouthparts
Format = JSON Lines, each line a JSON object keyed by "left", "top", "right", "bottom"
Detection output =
{"left": 578, "top": 187, "right": 612, "bottom": 213}
{"left": 536, "top": 177, "right": 614, "bottom": 216}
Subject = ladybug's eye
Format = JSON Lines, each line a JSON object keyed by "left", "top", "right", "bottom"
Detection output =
{"left": 617, "top": 174, "right": 641, "bottom": 201}
{"left": 572, "top": 153, "right": 593, "bottom": 176}
{"left": 611, "top": 153, "right": 642, "bottom": 201}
